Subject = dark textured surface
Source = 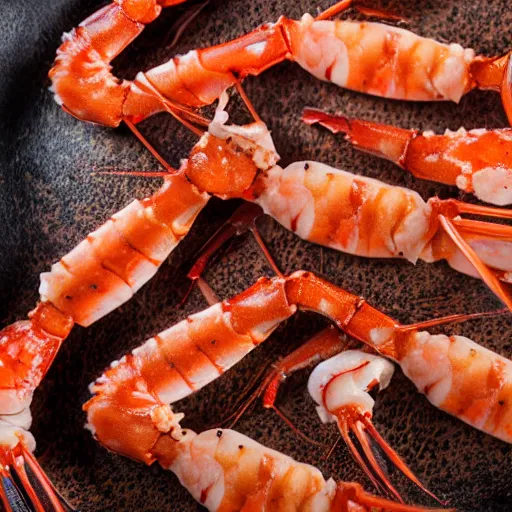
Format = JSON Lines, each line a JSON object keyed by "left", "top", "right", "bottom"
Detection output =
{"left": 0, "top": 0, "right": 511, "bottom": 510}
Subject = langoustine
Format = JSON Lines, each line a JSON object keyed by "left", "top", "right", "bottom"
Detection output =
{"left": 303, "top": 109, "right": 512, "bottom": 206}
{"left": 49, "top": 0, "right": 512, "bottom": 126}
{"left": 84, "top": 278, "right": 464, "bottom": 510}
{"left": 176, "top": 96, "right": 512, "bottom": 309}
{"left": 85, "top": 266, "right": 512, "bottom": 474}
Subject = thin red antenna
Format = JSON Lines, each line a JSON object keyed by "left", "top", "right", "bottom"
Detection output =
{"left": 93, "top": 169, "right": 171, "bottom": 177}
{"left": 8, "top": 450, "right": 46, "bottom": 512}
{"left": 212, "top": 366, "right": 273, "bottom": 428}
{"left": 164, "top": 0, "right": 210, "bottom": 50}
{"left": 233, "top": 76, "right": 262, "bottom": 123}
{"left": 352, "top": 420, "right": 404, "bottom": 503}
{"left": 250, "top": 223, "right": 284, "bottom": 278}
{"left": 271, "top": 405, "right": 322, "bottom": 446}
{"left": 134, "top": 79, "right": 208, "bottom": 135}
{"left": 21, "top": 444, "right": 68, "bottom": 512}
{"left": 325, "top": 435, "right": 341, "bottom": 459}
{"left": 401, "top": 307, "right": 508, "bottom": 332}
{"left": 360, "top": 417, "right": 444, "bottom": 505}
{"left": 338, "top": 418, "right": 387, "bottom": 497}
{"left": 315, "top": 0, "right": 352, "bottom": 21}
{"left": 124, "top": 119, "right": 179, "bottom": 173}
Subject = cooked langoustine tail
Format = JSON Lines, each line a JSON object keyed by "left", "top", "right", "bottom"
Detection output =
{"left": 252, "top": 159, "right": 512, "bottom": 309}
{"left": 151, "top": 428, "right": 446, "bottom": 511}
{"left": 50, "top": 0, "right": 512, "bottom": 126}
{"left": 302, "top": 109, "right": 512, "bottom": 206}
{"left": 84, "top": 275, "right": 297, "bottom": 463}
{"left": 284, "top": 6, "right": 512, "bottom": 121}
{"left": 38, "top": 171, "right": 209, "bottom": 328}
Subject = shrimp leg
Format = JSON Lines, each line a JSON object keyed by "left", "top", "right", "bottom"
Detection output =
{"left": 303, "top": 109, "right": 512, "bottom": 206}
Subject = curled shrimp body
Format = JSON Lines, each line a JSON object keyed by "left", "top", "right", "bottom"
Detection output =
{"left": 303, "top": 110, "right": 512, "bottom": 206}
{"left": 308, "top": 350, "right": 394, "bottom": 426}
{"left": 50, "top": 1, "right": 512, "bottom": 126}
{"left": 49, "top": 0, "right": 189, "bottom": 126}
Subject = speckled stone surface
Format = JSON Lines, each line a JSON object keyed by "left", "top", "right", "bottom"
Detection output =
{"left": 0, "top": 0, "right": 511, "bottom": 510}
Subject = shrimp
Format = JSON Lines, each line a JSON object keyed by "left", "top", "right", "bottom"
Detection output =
{"left": 84, "top": 298, "right": 450, "bottom": 511}
{"left": 0, "top": 174, "right": 205, "bottom": 510}
{"left": 84, "top": 262, "right": 512, "bottom": 471}
{"left": 252, "top": 159, "right": 512, "bottom": 309}
{"left": 48, "top": 0, "right": 190, "bottom": 126}
{"left": 170, "top": 95, "right": 512, "bottom": 310}
{"left": 50, "top": 0, "right": 512, "bottom": 126}
{"left": 302, "top": 109, "right": 512, "bottom": 206}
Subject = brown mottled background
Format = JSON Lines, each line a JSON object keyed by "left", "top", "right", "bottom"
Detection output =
{"left": 0, "top": 0, "right": 511, "bottom": 510}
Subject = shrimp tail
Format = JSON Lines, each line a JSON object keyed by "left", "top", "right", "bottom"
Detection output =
{"left": 0, "top": 442, "right": 76, "bottom": 512}
{"left": 49, "top": 0, "right": 189, "bottom": 126}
